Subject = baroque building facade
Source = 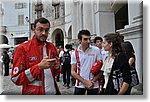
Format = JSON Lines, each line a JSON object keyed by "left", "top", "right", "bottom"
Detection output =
{"left": 0, "top": 0, "right": 143, "bottom": 87}
{"left": 32, "top": 0, "right": 65, "bottom": 48}
{"left": 42, "top": 0, "right": 143, "bottom": 86}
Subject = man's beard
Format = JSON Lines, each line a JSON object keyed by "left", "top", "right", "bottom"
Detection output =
{"left": 36, "top": 35, "right": 47, "bottom": 42}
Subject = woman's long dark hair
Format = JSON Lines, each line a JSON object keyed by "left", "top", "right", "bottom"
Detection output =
{"left": 121, "top": 41, "right": 135, "bottom": 53}
{"left": 121, "top": 41, "right": 135, "bottom": 58}
{"left": 104, "top": 32, "right": 124, "bottom": 58}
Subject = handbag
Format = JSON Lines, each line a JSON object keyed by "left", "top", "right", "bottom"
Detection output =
{"left": 111, "top": 53, "right": 140, "bottom": 92}
{"left": 112, "top": 66, "right": 140, "bottom": 92}
{"left": 130, "top": 66, "right": 139, "bottom": 87}
{"left": 112, "top": 69, "right": 123, "bottom": 91}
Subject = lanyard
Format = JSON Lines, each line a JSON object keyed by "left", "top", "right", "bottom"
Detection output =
{"left": 75, "top": 49, "right": 80, "bottom": 86}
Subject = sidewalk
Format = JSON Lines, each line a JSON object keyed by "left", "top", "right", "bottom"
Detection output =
{"left": 1, "top": 69, "right": 143, "bottom": 95}
{"left": 1, "top": 69, "right": 74, "bottom": 95}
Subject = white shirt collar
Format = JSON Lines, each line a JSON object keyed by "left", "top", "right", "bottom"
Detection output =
{"left": 77, "top": 44, "right": 92, "bottom": 52}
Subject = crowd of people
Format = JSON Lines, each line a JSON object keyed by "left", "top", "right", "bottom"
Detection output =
{"left": 0, "top": 17, "right": 138, "bottom": 95}
{"left": 0, "top": 49, "right": 14, "bottom": 76}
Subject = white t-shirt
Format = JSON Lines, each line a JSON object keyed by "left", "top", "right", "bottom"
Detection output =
{"left": 71, "top": 45, "right": 102, "bottom": 88}
{"left": 43, "top": 44, "right": 56, "bottom": 95}
{"left": 100, "top": 47, "right": 108, "bottom": 62}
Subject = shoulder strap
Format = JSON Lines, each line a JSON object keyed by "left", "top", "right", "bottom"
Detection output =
{"left": 75, "top": 49, "right": 80, "bottom": 63}
{"left": 75, "top": 49, "right": 80, "bottom": 86}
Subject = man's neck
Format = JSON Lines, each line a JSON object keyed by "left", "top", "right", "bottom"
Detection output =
{"left": 80, "top": 45, "right": 89, "bottom": 52}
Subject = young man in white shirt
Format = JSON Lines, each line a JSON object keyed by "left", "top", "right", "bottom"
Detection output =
{"left": 94, "top": 36, "right": 108, "bottom": 63}
{"left": 94, "top": 36, "right": 108, "bottom": 94}
{"left": 71, "top": 30, "right": 102, "bottom": 95}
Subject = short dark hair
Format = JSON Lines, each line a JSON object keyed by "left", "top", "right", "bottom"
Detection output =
{"left": 94, "top": 36, "right": 103, "bottom": 43}
{"left": 65, "top": 44, "right": 70, "bottom": 49}
{"left": 78, "top": 30, "right": 91, "bottom": 40}
{"left": 34, "top": 17, "right": 50, "bottom": 29}
{"left": 69, "top": 44, "right": 72, "bottom": 49}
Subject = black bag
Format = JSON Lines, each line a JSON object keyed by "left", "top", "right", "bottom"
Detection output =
{"left": 130, "top": 66, "right": 139, "bottom": 87}
{"left": 112, "top": 67, "right": 139, "bottom": 91}
{"left": 111, "top": 54, "right": 124, "bottom": 91}
{"left": 62, "top": 50, "right": 71, "bottom": 65}
{"left": 111, "top": 53, "right": 140, "bottom": 94}
{"left": 112, "top": 69, "right": 123, "bottom": 91}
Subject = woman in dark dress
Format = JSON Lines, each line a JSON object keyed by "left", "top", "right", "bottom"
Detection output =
{"left": 101, "top": 33, "right": 131, "bottom": 95}
{"left": 121, "top": 41, "right": 136, "bottom": 95}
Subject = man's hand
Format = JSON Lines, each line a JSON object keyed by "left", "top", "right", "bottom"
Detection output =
{"left": 53, "top": 58, "right": 60, "bottom": 70}
{"left": 38, "top": 57, "right": 57, "bottom": 70}
{"left": 83, "top": 80, "right": 94, "bottom": 89}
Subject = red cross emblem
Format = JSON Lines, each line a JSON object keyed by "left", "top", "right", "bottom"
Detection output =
{"left": 13, "top": 67, "right": 19, "bottom": 75}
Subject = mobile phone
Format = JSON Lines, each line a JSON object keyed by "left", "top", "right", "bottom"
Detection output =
{"left": 49, "top": 58, "right": 56, "bottom": 62}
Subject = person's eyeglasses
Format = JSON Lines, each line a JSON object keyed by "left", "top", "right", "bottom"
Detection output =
{"left": 35, "top": 28, "right": 49, "bottom": 33}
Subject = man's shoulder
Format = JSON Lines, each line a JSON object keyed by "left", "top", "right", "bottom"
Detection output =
{"left": 91, "top": 46, "right": 99, "bottom": 51}
{"left": 47, "top": 41, "right": 54, "bottom": 44}
{"left": 15, "top": 40, "right": 31, "bottom": 52}
{"left": 18, "top": 39, "right": 31, "bottom": 46}
{"left": 47, "top": 41, "right": 55, "bottom": 47}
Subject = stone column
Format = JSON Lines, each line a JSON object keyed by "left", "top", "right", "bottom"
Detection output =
{"left": 118, "top": 0, "right": 143, "bottom": 84}
{"left": 72, "top": 0, "right": 81, "bottom": 40}
{"left": 95, "top": 1, "right": 115, "bottom": 37}
{"left": 82, "top": 0, "right": 93, "bottom": 34}
{"left": 127, "top": 0, "right": 142, "bottom": 26}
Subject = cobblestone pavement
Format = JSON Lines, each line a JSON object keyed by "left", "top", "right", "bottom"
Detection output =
{"left": 1, "top": 72, "right": 74, "bottom": 95}
{"left": 1, "top": 69, "right": 143, "bottom": 95}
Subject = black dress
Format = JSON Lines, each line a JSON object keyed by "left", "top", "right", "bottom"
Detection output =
{"left": 124, "top": 53, "right": 136, "bottom": 95}
{"left": 104, "top": 52, "right": 131, "bottom": 95}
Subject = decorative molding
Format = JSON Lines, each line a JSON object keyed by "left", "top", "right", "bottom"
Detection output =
{"left": 117, "top": 23, "right": 143, "bottom": 40}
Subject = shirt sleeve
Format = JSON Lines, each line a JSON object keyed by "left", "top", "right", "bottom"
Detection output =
{"left": 11, "top": 45, "right": 41, "bottom": 86}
